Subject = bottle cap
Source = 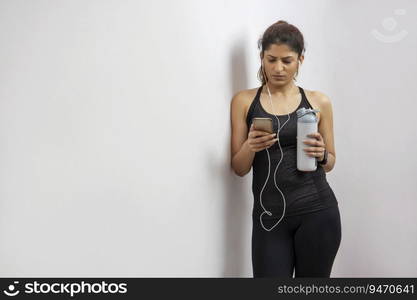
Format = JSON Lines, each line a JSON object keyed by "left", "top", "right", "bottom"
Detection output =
{"left": 296, "top": 107, "right": 320, "bottom": 119}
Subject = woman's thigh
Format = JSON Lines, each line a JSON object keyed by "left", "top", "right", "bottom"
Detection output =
{"left": 293, "top": 205, "right": 342, "bottom": 277}
{"left": 251, "top": 216, "right": 298, "bottom": 278}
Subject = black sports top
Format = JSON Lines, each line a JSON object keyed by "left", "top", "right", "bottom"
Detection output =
{"left": 245, "top": 85, "right": 338, "bottom": 219}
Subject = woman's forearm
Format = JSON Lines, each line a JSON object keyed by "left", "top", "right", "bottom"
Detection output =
{"left": 231, "top": 140, "right": 255, "bottom": 177}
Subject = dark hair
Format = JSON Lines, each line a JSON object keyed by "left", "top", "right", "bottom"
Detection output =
{"left": 257, "top": 20, "right": 305, "bottom": 84}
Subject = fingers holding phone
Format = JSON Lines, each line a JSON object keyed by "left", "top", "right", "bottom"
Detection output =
{"left": 248, "top": 118, "right": 278, "bottom": 153}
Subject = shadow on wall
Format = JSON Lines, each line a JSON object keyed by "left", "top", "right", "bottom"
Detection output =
{"left": 221, "top": 35, "right": 251, "bottom": 277}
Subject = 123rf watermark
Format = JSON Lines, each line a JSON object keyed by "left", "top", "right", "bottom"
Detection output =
{"left": 3, "top": 280, "right": 127, "bottom": 297}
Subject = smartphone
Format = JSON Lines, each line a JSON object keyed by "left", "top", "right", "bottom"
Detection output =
{"left": 252, "top": 117, "right": 273, "bottom": 134}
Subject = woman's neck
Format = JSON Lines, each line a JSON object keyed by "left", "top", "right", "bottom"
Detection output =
{"left": 263, "top": 81, "right": 298, "bottom": 98}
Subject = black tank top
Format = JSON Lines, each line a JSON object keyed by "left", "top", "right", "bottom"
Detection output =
{"left": 245, "top": 85, "right": 338, "bottom": 219}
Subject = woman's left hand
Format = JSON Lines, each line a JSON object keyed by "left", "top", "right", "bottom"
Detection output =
{"left": 303, "top": 132, "right": 326, "bottom": 161}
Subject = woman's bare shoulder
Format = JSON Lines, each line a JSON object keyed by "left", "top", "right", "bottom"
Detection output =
{"left": 235, "top": 87, "right": 261, "bottom": 110}
{"left": 304, "top": 89, "right": 333, "bottom": 113}
{"left": 304, "top": 89, "right": 333, "bottom": 123}
{"left": 304, "top": 89, "right": 332, "bottom": 105}
{"left": 234, "top": 87, "right": 258, "bottom": 100}
{"left": 304, "top": 90, "right": 332, "bottom": 123}
{"left": 232, "top": 87, "right": 260, "bottom": 122}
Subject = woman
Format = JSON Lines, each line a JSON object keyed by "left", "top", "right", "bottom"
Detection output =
{"left": 230, "top": 20, "right": 342, "bottom": 278}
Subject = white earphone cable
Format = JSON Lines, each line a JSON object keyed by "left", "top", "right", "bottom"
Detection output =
{"left": 259, "top": 83, "right": 291, "bottom": 232}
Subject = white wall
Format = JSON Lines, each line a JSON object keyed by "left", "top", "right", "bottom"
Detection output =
{"left": 0, "top": 0, "right": 416, "bottom": 277}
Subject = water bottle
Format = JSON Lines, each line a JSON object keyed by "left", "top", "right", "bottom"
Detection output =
{"left": 296, "top": 107, "right": 320, "bottom": 171}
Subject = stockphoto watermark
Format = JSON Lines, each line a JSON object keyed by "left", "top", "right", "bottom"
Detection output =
{"left": 2, "top": 280, "right": 128, "bottom": 297}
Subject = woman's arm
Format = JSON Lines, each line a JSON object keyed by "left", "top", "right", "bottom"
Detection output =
{"left": 230, "top": 91, "right": 255, "bottom": 176}
{"left": 315, "top": 91, "right": 336, "bottom": 173}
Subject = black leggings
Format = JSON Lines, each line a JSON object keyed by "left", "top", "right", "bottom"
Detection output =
{"left": 252, "top": 205, "right": 342, "bottom": 278}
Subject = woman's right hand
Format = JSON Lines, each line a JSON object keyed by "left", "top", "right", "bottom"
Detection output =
{"left": 247, "top": 123, "right": 279, "bottom": 153}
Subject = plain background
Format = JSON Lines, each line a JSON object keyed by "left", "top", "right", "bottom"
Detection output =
{"left": 1, "top": 0, "right": 416, "bottom": 277}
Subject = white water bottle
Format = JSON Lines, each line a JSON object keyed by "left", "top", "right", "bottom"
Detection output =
{"left": 296, "top": 107, "right": 320, "bottom": 171}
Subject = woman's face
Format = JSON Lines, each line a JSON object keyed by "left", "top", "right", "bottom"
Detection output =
{"left": 261, "top": 43, "right": 303, "bottom": 85}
